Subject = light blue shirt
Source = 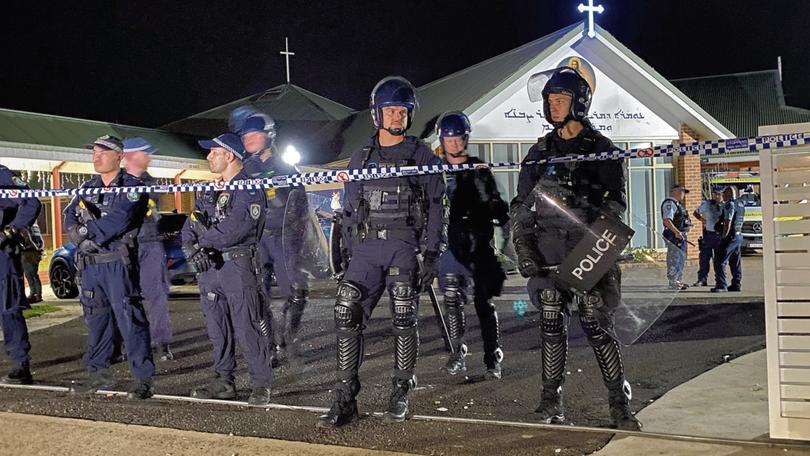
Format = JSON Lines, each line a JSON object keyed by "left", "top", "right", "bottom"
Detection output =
{"left": 697, "top": 200, "right": 723, "bottom": 232}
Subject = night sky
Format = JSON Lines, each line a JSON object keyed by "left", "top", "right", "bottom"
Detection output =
{"left": 2, "top": 0, "right": 808, "bottom": 128}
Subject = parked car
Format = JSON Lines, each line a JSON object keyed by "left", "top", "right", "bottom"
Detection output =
{"left": 49, "top": 213, "right": 195, "bottom": 299}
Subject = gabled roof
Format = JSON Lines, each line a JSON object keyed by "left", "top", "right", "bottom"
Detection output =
{"left": 322, "top": 21, "right": 734, "bottom": 164}
{"left": 671, "top": 69, "right": 810, "bottom": 137}
{"left": 163, "top": 83, "right": 355, "bottom": 164}
{"left": 0, "top": 108, "right": 204, "bottom": 159}
{"left": 321, "top": 24, "right": 584, "bottom": 164}
{"left": 162, "top": 83, "right": 353, "bottom": 133}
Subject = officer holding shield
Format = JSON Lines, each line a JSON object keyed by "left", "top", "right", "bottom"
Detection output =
{"left": 511, "top": 66, "right": 640, "bottom": 430}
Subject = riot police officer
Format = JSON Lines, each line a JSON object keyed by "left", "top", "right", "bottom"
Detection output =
{"left": 123, "top": 137, "right": 174, "bottom": 361}
{"left": 234, "top": 111, "right": 309, "bottom": 360}
{"left": 510, "top": 67, "right": 640, "bottom": 430}
{"left": 0, "top": 166, "right": 42, "bottom": 385}
{"left": 182, "top": 133, "right": 274, "bottom": 405}
{"left": 318, "top": 76, "right": 445, "bottom": 427}
{"left": 662, "top": 185, "right": 692, "bottom": 290}
{"left": 712, "top": 186, "right": 745, "bottom": 292}
{"left": 64, "top": 135, "right": 155, "bottom": 399}
{"left": 436, "top": 111, "right": 509, "bottom": 380}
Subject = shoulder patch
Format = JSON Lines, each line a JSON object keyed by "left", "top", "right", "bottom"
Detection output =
{"left": 250, "top": 203, "right": 262, "bottom": 220}
{"left": 217, "top": 193, "right": 230, "bottom": 207}
{"left": 127, "top": 192, "right": 140, "bottom": 202}
{"left": 11, "top": 176, "right": 25, "bottom": 187}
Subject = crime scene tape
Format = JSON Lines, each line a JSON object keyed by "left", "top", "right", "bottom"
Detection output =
{"left": 1, "top": 132, "right": 809, "bottom": 199}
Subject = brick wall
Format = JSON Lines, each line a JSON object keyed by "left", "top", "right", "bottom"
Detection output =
{"left": 675, "top": 124, "right": 702, "bottom": 260}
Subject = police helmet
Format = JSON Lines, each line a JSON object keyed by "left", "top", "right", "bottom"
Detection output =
{"left": 370, "top": 76, "right": 419, "bottom": 136}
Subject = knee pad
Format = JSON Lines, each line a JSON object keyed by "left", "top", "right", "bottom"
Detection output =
{"left": 389, "top": 282, "right": 418, "bottom": 330}
{"left": 577, "top": 293, "right": 612, "bottom": 347}
{"left": 443, "top": 273, "right": 465, "bottom": 307}
{"left": 540, "top": 289, "right": 566, "bottom": 342}
{"left": 335, "top": 281, "right": 363, "bottom": 332}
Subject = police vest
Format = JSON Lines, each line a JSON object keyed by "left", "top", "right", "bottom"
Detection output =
{"left": 358, "top": 141, "right": 425, "bottom": 232}
{"left": 662, "top": 197, "right": 691, "bottom": 231}
{"left": 532, "top": 132, "right": 602, "bottom": 217}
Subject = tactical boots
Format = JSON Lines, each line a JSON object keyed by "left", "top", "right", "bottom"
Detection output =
{"left": 126, "top": 379, "right": 154, "bottom": 400}
{"left": 69, "top": 369, "right": 116, "bottom": 395}
{"left": 317, "top": 380, "right": 360, "bottom": 428}
{"left": 608, "top": 382, "right": 642, "bottom": 431}
{"left": 190, "top": 376, "right": 237, "bottom": 400}
{"left": 443, "top": 345, "right": 467, "bottom": 376}
{"left": 383, "top": 377, "right": 415, "bottom": 423}
{"left": 534, "top": 387, "right": 565, "bottom": 424}
{"left": 248, "top": 386, "right": 272, "bottom": 406}
{"left": 1, "top": 363, "right": 33, "bottom": 385}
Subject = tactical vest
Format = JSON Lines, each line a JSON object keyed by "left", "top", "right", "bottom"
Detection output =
{"left": 730, "top": 199, "right": 745, "bottom": 234}
{"left": 355, "top": 141, "right": 425, "bottom": 239}
{"left": 662, "top": 197, "right": 691, "bottom": 231}
{"left": 532, "top": 133, "right": 600, "bottom": 219}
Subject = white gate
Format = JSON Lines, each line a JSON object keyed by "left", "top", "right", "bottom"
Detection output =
{"left": 761, "top": 122, "right": 810, "bottom": 440}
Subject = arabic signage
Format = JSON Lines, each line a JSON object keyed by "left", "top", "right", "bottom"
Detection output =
{"left": 471, "top": 52, "right": 679, "bottom": 140}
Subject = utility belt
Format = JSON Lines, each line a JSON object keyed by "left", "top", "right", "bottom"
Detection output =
{"left": 352, "top": 221, "right": 419, "bottom": 243}
{"left": 219, "top": 245, "right": 257, "bottom": 262}
{"left": 76, "top": 244, "right": 131, "bottom": 270}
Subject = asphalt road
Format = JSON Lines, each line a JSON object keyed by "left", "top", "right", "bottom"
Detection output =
{"left": 0, "top": 289, "right": 765, "bottom": 456}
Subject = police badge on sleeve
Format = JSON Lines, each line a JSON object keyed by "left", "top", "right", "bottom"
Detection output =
{"left": 127, "top": 192, "right": 140, "bottom": 202}
{"left": 250, "top": 203, "right": 261, "bottom": 220}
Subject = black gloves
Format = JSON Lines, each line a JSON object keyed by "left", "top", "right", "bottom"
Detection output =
{"left": 419, "top": 250, "right": 440, "bottom": 291}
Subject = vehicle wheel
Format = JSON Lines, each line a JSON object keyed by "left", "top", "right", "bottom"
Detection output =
{"left": 50, "top": 260, "right": 79, "bottom": 299}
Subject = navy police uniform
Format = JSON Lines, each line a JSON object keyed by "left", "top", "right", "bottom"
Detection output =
{"left": 0, "top": 165, "right": 41, "bottom": 384}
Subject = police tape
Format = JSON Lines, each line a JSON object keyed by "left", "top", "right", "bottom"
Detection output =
{"left": 2, "top": 131, "right": 809, "bottom": 199}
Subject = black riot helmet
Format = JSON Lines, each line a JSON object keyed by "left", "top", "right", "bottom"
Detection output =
{"left": 527, "top": 66, "right": 593, "bottom": 128}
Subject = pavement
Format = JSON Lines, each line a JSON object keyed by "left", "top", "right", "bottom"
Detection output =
{"left": 3, "top": 254, "right": 807, "bottom": 455}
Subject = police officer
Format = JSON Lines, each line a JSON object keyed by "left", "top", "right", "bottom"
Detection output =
{"left": 235, "top": 111, "right": 308, "bottom": 360}
{"left": 510, "top": 67, "right": 640, "bottom": 430}
{"left": 183, "top": 133, "right": 274, "bottom": 405}
{"left": 692, "top": 188, "right": 724, "bottom": 287}
{"left": 436, "top": 111, "right": 509, "bottom": 380}
{"left": 318, "top": 76, "right": 445, "bottom": 427}
{"left": 21, "top": 222, "right": 45, "bottom": 304}
{"left": 662, "top": 185, "right": 693, "bottom": 290}
{"left": 0, "top": 166, "right": 41, "bottom": 385}
{"left": 123, "top": 137, "right": 174, "bottom": 361}
{"left": 712, "top": 186, "right": 745, "bottom": 292}
{"left": 64, "top": 135, "right": 154, "bottom": 399}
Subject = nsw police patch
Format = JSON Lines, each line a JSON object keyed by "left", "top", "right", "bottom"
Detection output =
{"left": 127, "top": 192, "right": 140, "bottom": 202}
{"left": 250, "top": 204, "right": 261, "bottom": 220}
{"left": 218, "top": 193, "right": 230, "bottom": 207}
{"left": 11, "top": 176, "right": 25, "bottom": 187}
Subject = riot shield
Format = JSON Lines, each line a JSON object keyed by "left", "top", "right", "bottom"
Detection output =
{"left": 281, "top": 188, "right": 331, "bottom": 287}
{"left": 531, "top": 185, "right": 682, "bottom": 346}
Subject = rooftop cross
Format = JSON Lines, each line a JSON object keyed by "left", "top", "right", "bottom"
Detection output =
{"left": 578, "top": 0, "right": 604, "bottom": 38}
{"left": 280, "top": 36, "right": 296, "bottom": 84}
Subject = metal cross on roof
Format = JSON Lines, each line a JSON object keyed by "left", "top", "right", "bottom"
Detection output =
{"left": 280, "top": 36, "right": 295, "bottom": 84}
{"left": 578, "top": 0, "right": 604, "bottom": 38}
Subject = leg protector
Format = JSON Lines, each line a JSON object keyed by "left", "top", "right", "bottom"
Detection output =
{"left": 577, "top": 293, "right": 624, "bottom": 387}
{"left": 334, "top": 281, "right": 364, "bottom": 384}
{"left": 540, "top": 288, "right": 567, "bottom": 391}
{"left": 389, "top": 281, "right": 419, "bottom": 381}
{"left": 443, "top": 273, "right": 467, "bottom": 352}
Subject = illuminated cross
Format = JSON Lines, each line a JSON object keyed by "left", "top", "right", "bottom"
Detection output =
{"left": 280, "top": 36, "right": 295, "bottom": 84}
{"left": 578, "top": 0, "right": 604, "bottom": 38}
